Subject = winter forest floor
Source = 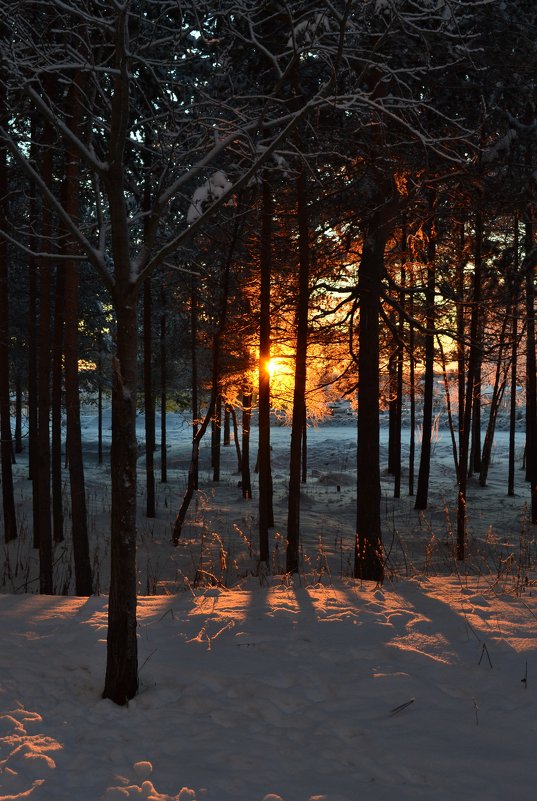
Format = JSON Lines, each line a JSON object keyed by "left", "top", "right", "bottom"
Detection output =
{"left": 1, "top": 404, "right": 537, "bottom": 800}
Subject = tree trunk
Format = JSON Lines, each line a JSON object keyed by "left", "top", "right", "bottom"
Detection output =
{"left": 437, "top": 336, "right": 459, "bottom": 473}
{"left": 28, "top": 200, "right": 39, "bottom": 547}
{"left": 508, "top": 312, "right": 519, "bottom": 496}
{"left": 301, "top": 407, "right": 307, "bottom": 485}
{"left": 408, "top": 263, "right": 416, "bottom": 497}
{"left": 37, "top": 115, "right": 53, "bottom": 593}
{"left": 286, "top": 168, "right": 310, "bottom": 574}
{"left": 457, "top": 210, "right": 483, "bottom": 560}
{"left": 0, "top": 85, "right": 17, "bottom": 542}
{"left": 160, "top": 293, "right": 167, "bottom": 483}
{"left": 230, "top": 404, "right": 242, "bottom": 473}
{"left": 394, "top": 221, "right": 406, "bottom": 499}
{"left": 173, "top": 396, "right": 216, "bottom": 543}
{"left": 14, "top": 373, "right": 23, "bottom": 455}
{"left": 479, "top": 315, "right": 510, "bottom": 487}
{"left": 173, "top": 221, "right": 236, "bottom": 543}
{"left": 143, "top": 278, "right": 155, "bottom": 517}
{"left": 212, "top": 391, "right": 222, "bottom": 482}
{"left": 457, "top": 221, "right": 466, "bottom": 475}
{"left": 387, "top": 345, "right": 398, "bottom": 475}
{"left": 354, "top": 194, "right": 395, "bottom": 583}
{"left": 223, "top": 403, "right": 231, "bottom": 447}
{"left": 62, "top": 91, "right": 93, "bottom": 595}
{"left": 142, "top": 137, "right": 155, "bottom": 513}
{"left": 258, "top": 174, "right": 274, "bottom": 563}
{"left": 103, "top": 293, "right": 139, "bottom": 704}
{"left": 51, "top": 265, "right": 65, "bottom": 543}
{"left": 470, "top": 200, "right": 483, "bottom": 478}
{"left": 64, "top": 257, "right": 93, "bottom": 596}
{"left": 190, "top": 274, "right": 199, "bottom": 491}
{"left": 470, "top": 347, "right": 482, "bottom": 475}
{"left": 524, "top": 213, "right": 537, "bottom": 522}
{"left": 103, "top": 37, "right": 140, "bottom": 701}
{"left": 97, "top": 332, "right": 104, "bottom": 465}
{"left": 37, "top": 258, "right": 53, "bottom": 590}
{"left": 414, "top": 205, "right": 436, "bottom": 511}
{"left": 508, "top": 221, "right": 520, "bottom": 497}
{"left": 241, "top": 390, "right": 252, "bottom": 500}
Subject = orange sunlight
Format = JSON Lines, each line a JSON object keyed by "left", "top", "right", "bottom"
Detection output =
{"left": 265, "top": 355, "right": 296, "bottom": 411}
{"left": 266, "top": 357, "right": 292, "bottom": 377}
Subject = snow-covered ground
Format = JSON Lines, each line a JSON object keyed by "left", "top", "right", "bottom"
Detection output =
{"left": 1, "top": 405, "right": 537, "bottom": 800}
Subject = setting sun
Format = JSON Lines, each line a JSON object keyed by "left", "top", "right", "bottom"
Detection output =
{"left": 266, "top": 357, "right": 289, "bottom": 376}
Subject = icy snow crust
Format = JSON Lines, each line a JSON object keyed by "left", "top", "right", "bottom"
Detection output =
{"left": 1, "top": 405, "right": 537, "bottom": 799}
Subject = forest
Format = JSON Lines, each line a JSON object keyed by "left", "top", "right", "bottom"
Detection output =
{"left": 1, "top": 0, "right": 537, "bottom": 719}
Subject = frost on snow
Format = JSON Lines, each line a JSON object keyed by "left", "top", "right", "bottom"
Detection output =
{"left": 186, "top": 171, "right": 232, "bottom": 224}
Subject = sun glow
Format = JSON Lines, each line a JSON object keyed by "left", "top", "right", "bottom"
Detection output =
{"left": 266, "top": 357, "right": 292, "bottom": 377}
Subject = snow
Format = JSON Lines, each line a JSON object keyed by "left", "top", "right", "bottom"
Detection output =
{"left": 186, "top": 172, "right": 232, "bottom": 225}
{"left": 286, "top": 13, "right": 330, "bottom": 49}
{"left": 1, "top": 405, "right": 537, "bottom": 800}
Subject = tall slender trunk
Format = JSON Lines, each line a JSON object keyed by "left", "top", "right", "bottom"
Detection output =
{"left": 437, "top": 335, "right": 459, "bottom": 473}
{"left": 51, "top": 265, "right": 65, "bottom": 543}
{"left": 457, "top": 221, "right": 466, "bottom": 471}
{"left": 103, "top": 291, "right": 139, "bottom": 703}
{"left": 387, "top": 345, "right": 398, "bottom": 475}
{"left": 470, "top": 345, "right": 482, "bottom": 475}
{"left": 190, "top": 275, "right": 199, "bottom": 491}
{"left": 414, "top": 203, "right": 436, "bottom": 510}
{"left": 97, "top": 332, "right": 104, "bottom": 465}
{"left": 37, "top": 113, "right": 54, "bottom": 593}
{"left": 508, "top": 218, "right": 520, "bottom": 497}
{"left": 64, "top": 257, "right": 93, "bottom": 596}
{"left": 508, "top": 310, "right": 519, "bottom": 497}
{"left": 212, "top": 390, "right": 222, "bottom": 482}
{"left": 15, "top": 374, "right": 23, "bottom": 455}
{"left": 173, "top": 397, "right": 216, "bottom": 543}
{"left": 469, "top": 213, "right": 485, "bottom": 476}
{"left": 457, "top": 210, "right": 483, "bottom": 560}
{"left": 160, "top": 289, "right": 167, "bottom": 483}
{"left": 524, "top": 212, "right": 537, "bottom": 522}
{"left": 142, "top": 132, "right": 155, "bottom": 514}
{"left": 62, "top": 84, "right": 92, "bottom": 595}
{"left": 230, "top": 404, "right": 242, "bottom": 473}
{"left": 408, "top": 263, "right": 416, "bottom": 497}
{"left": 241, "top": 390, "right": 252, "bottom": 499}
{"left": 143, "top": 278, "right": 155, "bottom": 517}
{"left": 103, "top": 26, "right": 139, "bottom": 701}
{"left": 258, "top": 174, "right": 274, "bottom": 563}
{"left": 28, "top": 204, "right": 39, "bottom": 546}
{"left": 37, "top": 254, "right": 52, "bottom": 589}
{"left": 0, "top": 82, "right": 17, "bottom": 542}
{"left": 301, "top": 408, "right": 307, "bottom": 485}
{"left": 223, "top": 404, "right": 231, "bottom": 447}
{"left": 479, "top": 314, "right": 510, "bottom": 487}
{"left": 286, "top": 168, "right": 310, "bottom": 574}
{"left": 173, "top": 217, "right": 237, "bottom": 544}
{"left": 394, "top": 221, "right": 406, "bottom": 499}
{"left": 354, "top": 194, "right": 395, "bottom": 582}
{"left": 174, "top": 352, "right": 222, "bottom": 544}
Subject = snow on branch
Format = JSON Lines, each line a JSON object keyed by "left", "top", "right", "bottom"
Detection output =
{"left": 287, "top": 12, "right": 331, "bottom": 49}
{"left": 482, "top": 129, "right": 517, "bottom": 163}
{"left": 186, "top": 171, "right": 233, "bottom": 225}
